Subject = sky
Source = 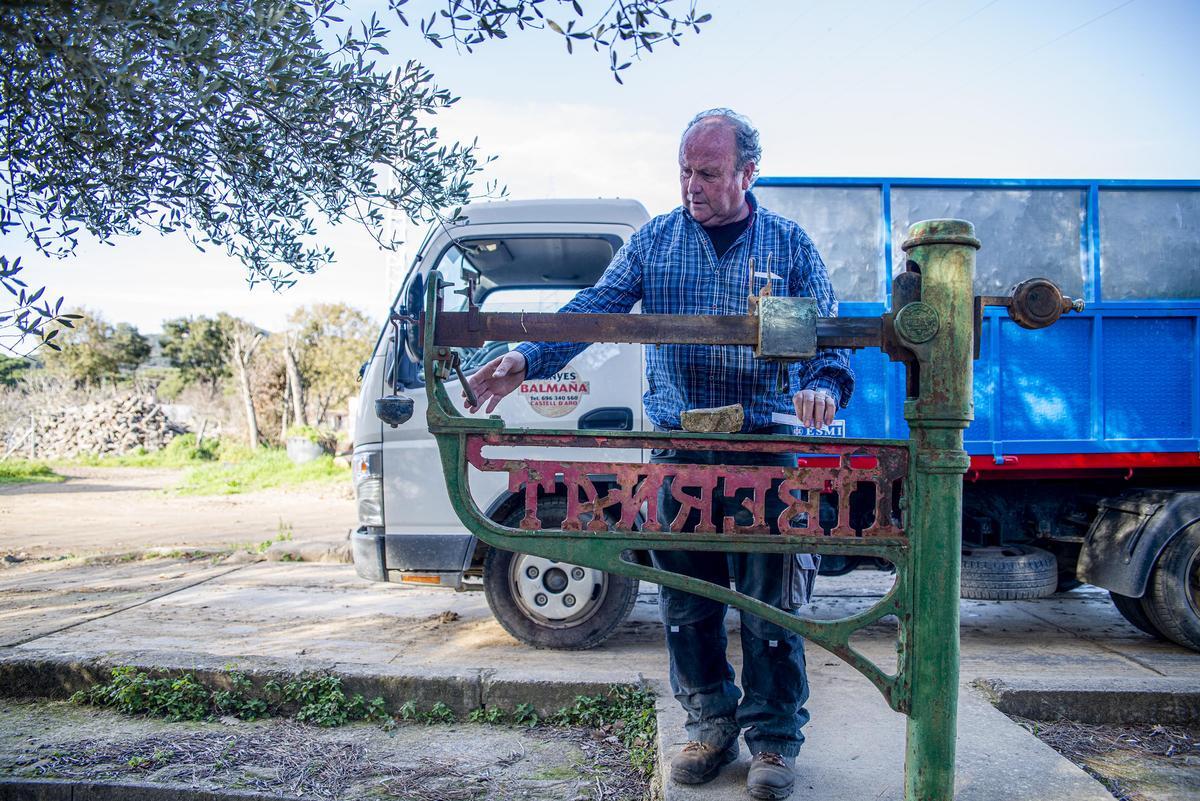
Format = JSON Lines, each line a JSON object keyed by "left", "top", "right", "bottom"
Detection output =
{"left": 5, "top": 0, "right": 1198, "bottom": 336}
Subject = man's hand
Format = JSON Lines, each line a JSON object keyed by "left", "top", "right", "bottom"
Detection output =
{"left": 464, "top": 351, "right": 527, "bottom": 414}
{"left": 793, "top": 388, "right": 836, "bottom": 429}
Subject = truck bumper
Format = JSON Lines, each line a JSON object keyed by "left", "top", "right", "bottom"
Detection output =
{"left": 350, "top": 526, "right": 475, "bottom": 586}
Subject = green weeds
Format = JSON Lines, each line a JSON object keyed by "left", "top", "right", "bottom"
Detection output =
{"left": 71, "top": 668, "right": 211, "bottom": 721}
{"left": 0, "top": 459, "right": 65, "bottom": 485}
{"left": 396, "top": 699, "right": 456, "bottom": 725}
{"left": 60, "top": 435, "right": 349, "bottom": 496}
{"left": 72, "top": 667, "right": 386, "bottom": 727}
{"left": 69, "top": 433, "right": 221, "bottom": 468}
{"left": 551, "top": 685, "right": 658, "bottom": 778}
{"left": 175, "top": 449, "right": 347, "bottom": 496}
{"left": 468, "top": 686, "right": 658, "bottom": 778}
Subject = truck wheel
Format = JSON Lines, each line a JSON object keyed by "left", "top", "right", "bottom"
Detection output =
{"left": 960, "top": 545, "right": 1058, "bottom": 600}
{"left": 1109, "top": 592, "right": 1166, "bottom": 639}
{"left": 817, "top": 554, "right": 857, "bottom": 576}
{"left": 484, "top": 498, "right": 638, "bottom": 650}
{"left": 1141, "top": 525, "right": 1200, "bottom": 651}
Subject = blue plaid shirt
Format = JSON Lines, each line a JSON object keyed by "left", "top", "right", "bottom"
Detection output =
{"left": 515, "top": 192, "right": 854, "bottom": 432}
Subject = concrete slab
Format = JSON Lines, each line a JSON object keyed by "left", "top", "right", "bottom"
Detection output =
{"left": 2, "top": 560, "right": 1198, "bottom": 800}
{"left": 0, "top": 559, "right": 242, "bottom": 647}
{"left": 10, "top": 562, "right": 667, "bottom": 677}
{"left": 657, "top": 662, "right": 1113, "bottom": 801}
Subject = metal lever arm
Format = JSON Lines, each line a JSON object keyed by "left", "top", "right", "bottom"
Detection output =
{"left": 431, "top": 310, "right": 882, "bottom": 353}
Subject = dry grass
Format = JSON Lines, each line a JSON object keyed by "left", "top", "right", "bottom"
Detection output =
{"left": 23, "top": 724, "right": 372, "bottom": 799}
{"left": 11, "top": 718, "right": 650, "bottom": 801}
{"left": 1014, "top": 717, "right": 1200, "bottom": 801}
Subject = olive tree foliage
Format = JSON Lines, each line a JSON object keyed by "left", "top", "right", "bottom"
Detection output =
{"left": 0, "top": 0, "right": 710, "bottom": 356}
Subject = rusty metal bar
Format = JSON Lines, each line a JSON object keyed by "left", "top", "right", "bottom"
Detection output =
{"left": 431, "top": 310, "right": 882, "bottom": 351}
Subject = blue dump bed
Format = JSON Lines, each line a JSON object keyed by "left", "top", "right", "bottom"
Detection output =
{"left": 755, "top": 178, "right": 1200, "bottom": 474}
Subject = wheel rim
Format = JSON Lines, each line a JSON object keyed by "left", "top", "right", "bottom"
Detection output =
{"left": 509, "top": 554, "right": 608, "bottom": 629}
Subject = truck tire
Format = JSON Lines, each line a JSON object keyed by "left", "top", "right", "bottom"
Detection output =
{"left": 1109, "top": 592, "right": 1166, "bottom": 639}
{"left": 960, "top": 545, "right": 1058, "bottom": 600}
{"left": 484, "top": 498, "right": 637, "bottom": 650}
{"left": 1141, "top": 525, "right": 1200, "bottom": 652}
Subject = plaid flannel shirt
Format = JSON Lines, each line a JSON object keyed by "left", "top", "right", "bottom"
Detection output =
{"left": 515, "top": 192, "right": 854, "bottom": 432}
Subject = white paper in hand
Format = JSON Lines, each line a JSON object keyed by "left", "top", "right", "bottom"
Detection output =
{"left": 772, "top": 412, "right": 847, "bottom": 438}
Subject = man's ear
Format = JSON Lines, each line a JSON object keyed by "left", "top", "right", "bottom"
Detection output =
{"left": 740, "top": 162, "right": 756, "bottom": 190}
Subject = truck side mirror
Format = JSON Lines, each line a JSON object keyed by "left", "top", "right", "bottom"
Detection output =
{"left": 376, "top": 394, "right": 414, "bottom": 427}
{"left": 403, "top": 274, "right": 425, "bottom": 364}
{"left": 378, "top": 309, "right": 417, "bottom": 427}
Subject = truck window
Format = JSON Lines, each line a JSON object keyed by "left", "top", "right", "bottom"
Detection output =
{"left": 480, "top": 287, "right": 579, "bottom": 313}
{"left": 754, "top": 186, "right": 884, "bottom": 302}
{"left": 890, "top": 187, "right": 1087, "bottom": 297}
{"left": 433, "top": 245, "right": 472, "bottom": 312}
{"left": 1100, "top": 188, "right": 1200, "bottom": 300}
{"left": 457, "top": 288, "right": 580, "bottom": 374}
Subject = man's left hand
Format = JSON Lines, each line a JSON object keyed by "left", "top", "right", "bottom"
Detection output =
{"left": 793, "top": 388, "right": 836, "bottom": 429}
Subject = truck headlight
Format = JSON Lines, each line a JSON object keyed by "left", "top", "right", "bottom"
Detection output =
{"left": 352, "top": 451, "right": 383, "bottom": 526}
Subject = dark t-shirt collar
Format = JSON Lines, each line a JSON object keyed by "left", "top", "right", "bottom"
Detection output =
{"left": 701, "top": 194, "right": 755, "bottom": 260}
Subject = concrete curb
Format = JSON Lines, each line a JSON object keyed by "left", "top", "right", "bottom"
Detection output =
{"left": 263, "top": 540, "right": 350, "bottom": 564}
{"left": 0, "top": 650, "right": 646, "bottom": 717}
{"left": 975, "top": 676, "right": 1200, "bottom": 725}
{"left": 0, "top": 777, "right": 283, "bottom": 801}
{"left": 9, "top": 542, "right": 347, "bottom": 568}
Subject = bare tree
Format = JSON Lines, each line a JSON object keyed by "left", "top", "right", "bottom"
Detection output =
{"left": 224, "top": 317, "right": 264, "bottom": 448}
{"left": 283, "top": 331, "right": 307, "bottom": 428}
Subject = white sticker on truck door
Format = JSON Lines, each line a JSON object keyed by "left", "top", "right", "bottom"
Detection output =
{"left": 519, "top": 369, "right": 591, "bottom": 418}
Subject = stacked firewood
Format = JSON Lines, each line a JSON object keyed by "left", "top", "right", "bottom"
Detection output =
{"left": 35, "top": 396, "right": 187, "bottom": 458}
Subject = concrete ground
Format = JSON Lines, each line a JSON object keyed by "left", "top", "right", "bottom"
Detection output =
{"left": 2, "top": 555, "right": 1198, "bottom": 799}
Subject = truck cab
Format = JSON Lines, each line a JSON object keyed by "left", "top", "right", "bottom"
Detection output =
{"left": 351, "top": 199, "right": 651, "bottom": 649}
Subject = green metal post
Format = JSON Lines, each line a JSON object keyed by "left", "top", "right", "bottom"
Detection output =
{"left": 898, "top": 219, "right": 980, "bottom": 800}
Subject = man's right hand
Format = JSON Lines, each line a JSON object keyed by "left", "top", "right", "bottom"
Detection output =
{"left": 464, "top": 351, "right": 527, "bottom": 414}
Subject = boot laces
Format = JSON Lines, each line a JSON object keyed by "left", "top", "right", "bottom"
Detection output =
{"left": 756, "top": 752, "right": 787, "bottom": 767}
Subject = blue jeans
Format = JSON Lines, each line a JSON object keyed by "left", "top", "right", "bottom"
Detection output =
{"left": 650, "top": 439, "right": 815, "bottom": 758}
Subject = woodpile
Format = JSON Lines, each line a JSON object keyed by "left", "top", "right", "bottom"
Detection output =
{"left": 35, "top": 395, "right": 187, "bottom": 458}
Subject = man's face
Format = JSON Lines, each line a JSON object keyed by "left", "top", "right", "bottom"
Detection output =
{"left": 679, "top": 122, "right": 755, "bottom": 227}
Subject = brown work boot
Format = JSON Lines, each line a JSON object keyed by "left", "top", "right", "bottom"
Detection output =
{"left": 670, "top": 740, "right": 739, "bottom": 785}
{"left": 746, "top": 752, "right": 795, "bottom": 799}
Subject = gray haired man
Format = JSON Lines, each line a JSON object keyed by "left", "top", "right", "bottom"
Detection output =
{"left": 467, "top": 109, "right": 853, "bottom": 799}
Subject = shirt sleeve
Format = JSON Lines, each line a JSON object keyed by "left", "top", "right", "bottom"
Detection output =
{"left": 786, "top": 231, "right": 855, "bottom": 408}
{"left": 514, "top": 238, "right": 645, "bottom": 380}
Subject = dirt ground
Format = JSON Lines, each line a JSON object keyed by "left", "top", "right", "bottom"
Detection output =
{"left": 0, "top": 699, "right": 646, "bottom": 800}
{"left": 1014, "top": 717, "right": 1200, "bottom": 801}
{"left": 0, "top": 466, "right": 355, "bottom": 560}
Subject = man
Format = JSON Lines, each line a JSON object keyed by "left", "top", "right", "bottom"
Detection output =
{"left": 465, "top": 109, "right": 853, "bottom": 800}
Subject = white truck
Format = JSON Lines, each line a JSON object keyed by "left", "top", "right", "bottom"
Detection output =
{"left": 351, "top": 198, "right": 657, "bottom": 649}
